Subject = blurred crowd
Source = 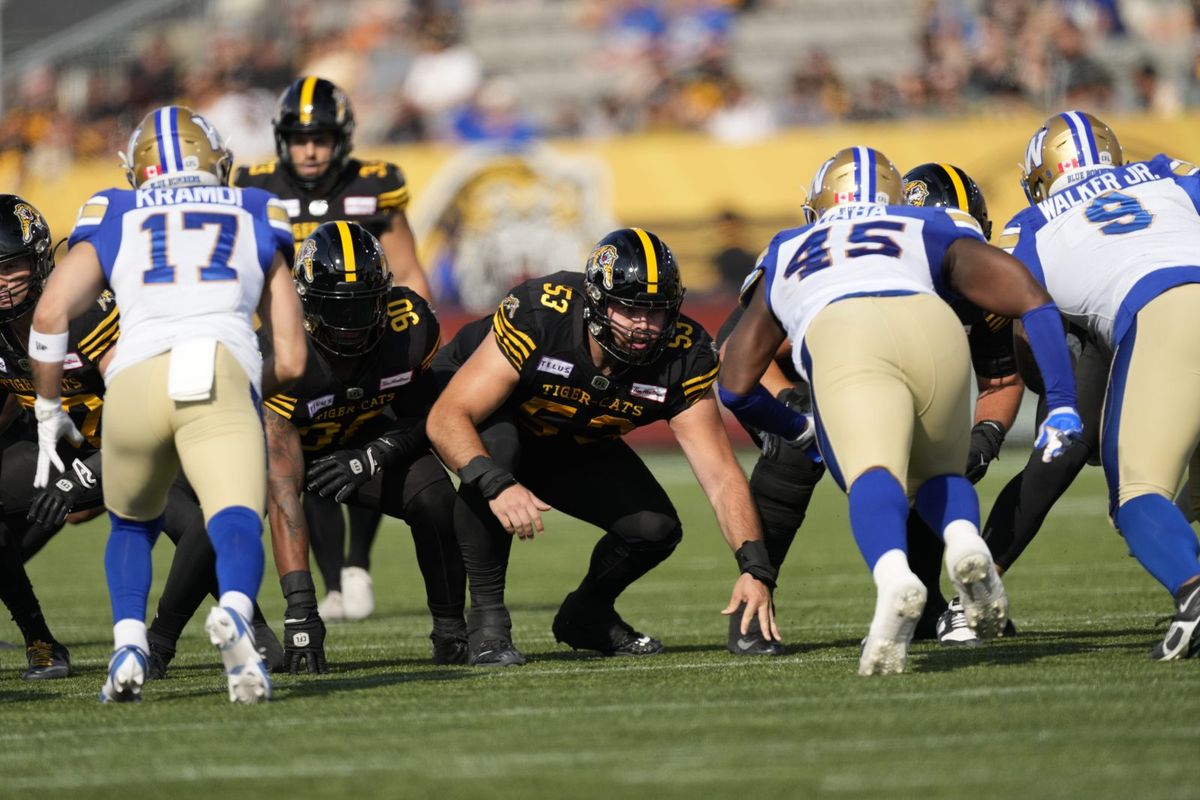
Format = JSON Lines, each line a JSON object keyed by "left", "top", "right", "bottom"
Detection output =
{"left": 1, "top": 0, "right": 1198, "bottom": 181}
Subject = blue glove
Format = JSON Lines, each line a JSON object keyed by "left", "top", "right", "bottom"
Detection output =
{"left": 1035, "top": 406, "right": 1082, "bottom": 463}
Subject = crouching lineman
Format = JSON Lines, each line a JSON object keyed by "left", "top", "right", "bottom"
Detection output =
{"left": 1006, "top": 111, "right": 1200, "bottom": 659}
{"left": 253, "top": 220, "right": 466, "bottom": 673}
{"left": 720, "top": 147, "right": 1082, "bottom": 675}
{"left": 427, "top": 228, "right": 777, "bottom": 666}
{"left": 30, "top": 106, "right": 307, "bottom": 702}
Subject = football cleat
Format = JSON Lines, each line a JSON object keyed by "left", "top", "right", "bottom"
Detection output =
{"left": 253, "top": 617, "right": 286, "bottom": 673}
{"left": 935, "top": 597, "right": 980, "bottom": 647}
{"left": 858, "top": 576, "right": 926, "bottom": 676}
{"left": 318, "top": 589, "right": 345, "bottom": 622}
{"left": 552, "top": 592, "right": 665, "bottom": 657}
{"left": 467, "top": 606, "right": 526, "bottom": 667}
{"left": 205, "top": 606, "right": 271, "bottom": 704}
{"left": 99, "top": 645, "right": 148, "bottom": 703}
{"left": 340, "top": 567, "right": 375, "bottom": 620}
{"left": 947, "top": 549, "right": 1009, "bottom": 640}
{"left": 727, "top": 601, "right": 784, "bottom": 656}
{"left": 1150, "top": 581, "right": 1200, "bottom": 661}
{"left": 22, "top": 639, "right": 70, "bottom": 680}
{"left": 431, "top": 617, "right": 469, "bottom": 665}
{"left": 147, "top": 643, "right": 173, "bottom": 681}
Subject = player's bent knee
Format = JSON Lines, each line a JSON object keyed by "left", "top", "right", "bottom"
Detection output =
{"left": 610, "top": 511, "right": 682, "bottom": 550}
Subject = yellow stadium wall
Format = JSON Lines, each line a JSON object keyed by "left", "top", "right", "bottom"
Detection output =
{"left": 9, "top": 112, "right": 1200, "bottom": 281}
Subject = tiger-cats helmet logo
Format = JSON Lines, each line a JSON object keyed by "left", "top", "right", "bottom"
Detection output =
{"left": 904, "top": 180, "right": 929, "bottom": 207}
{"left": 297, "top": 237, "right": 318, "bottom": 283}
{"left": 590, "top": 244, "right": 619, "bottom": 290}
{"left": 14, "top": 203, "right": 38, "bottom": 244}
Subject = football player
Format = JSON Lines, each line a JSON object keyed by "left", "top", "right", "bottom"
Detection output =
{"left": 234, "top": 76, "right": 432, "bottom": 622}
{"left": 715, "top": 162, "right": 1026, "bottom": 654}
{"left": 427, "top": 228, "right": 778, "bottom": 666}
{"left": 31, "top": 106, "right": 308, "bottom": 702}
{"left": 1004, "top": 111, "right": 1200, "bottom": 660}
{"left": 255, "top": 220, "right": 465, "bottom": 673}
{"left": 0, "top": 196, "right": 286, "bottom": 681}
{"left": 720, "top": 147, "right": 1082, "bottom": 675}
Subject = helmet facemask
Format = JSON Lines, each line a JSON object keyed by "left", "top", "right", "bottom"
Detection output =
{"left": 298, "top": 283, "right": 389, "bottom": 357}
{"left": 585, "top": 288, "right": 681, "bottom": 366}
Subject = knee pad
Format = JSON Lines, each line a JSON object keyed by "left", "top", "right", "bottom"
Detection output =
{"left": 610, "top": 511, "right": 682, "bottom": 551}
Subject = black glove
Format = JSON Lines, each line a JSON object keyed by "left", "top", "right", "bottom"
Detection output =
{"left": 964, "top": 420, "right": 1006, "bottom": 484}
{"left": 280, "top": 570, "right": 328, "bottom": 674}
{"left": 27, "top": 457, "right": 97, "bottom": 529}
{"left": 283, "top": 613, "right": 328, "bottom": 674}
{"left": 305, "top": 433, "right": 419, "bottom": 502}
{"left": 760, "top": 388, "right": 820, "bottom": 464}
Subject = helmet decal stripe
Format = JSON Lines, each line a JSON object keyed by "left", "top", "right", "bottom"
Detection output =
{"left": 632, "top": 227, "right": 658, "bottom": 293}
{"left": 852, "top": 147, "right": 866, "bottom": 201}
{"left": 154, "top": 107, "right": 171, "bottom": 173}
{"left": 865, "top": 147, "right": 876, "bottom": 202}
{"left": 299, "top": 76, "right": 318, "bottom": 125}
{"left": 940, "top": 163, "right": 968, "bottom": 210}
{"left": 1059, "top": 111, "right": 1092, "bottom": 167}
{"left": 335, "top": 220, "right": 357, "bottom": 282}
{"left": 1069, "top": 110, "right": 1099, "bottom": 165}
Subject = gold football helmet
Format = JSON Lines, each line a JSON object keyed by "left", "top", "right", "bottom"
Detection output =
{"left": 121, "top": 106, "right": 233, "bottom": 189}
{"left": 803, "top": 147, "right": 904, "bottom": 223}
{"left": 1021, "top": 111, "right": 1122, "bottom": 204}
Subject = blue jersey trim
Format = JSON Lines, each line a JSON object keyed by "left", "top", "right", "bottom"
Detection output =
{"left": 242, "top": 188, "right": 294, "bottom": 272}
{"left": 800, "top": 340, "right": 844, "bottom": 491}
{"left": 68, "top": 189, "right": 134, "bottom": 281}
{"left": 1113, "top": 267, "right": 1200, "bottom": 344}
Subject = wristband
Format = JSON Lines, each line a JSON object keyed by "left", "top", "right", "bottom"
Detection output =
{"left": 280, "top": 570, "right": 318, "bottom": 616}
{"left": 734, "top": 539, "right": 778, "bottom": 590}
{"left": 458, "top": 455, "right": 518, "bottom": 500}
{"left": 28, "top": 329, "right": 68, "bottom": 363}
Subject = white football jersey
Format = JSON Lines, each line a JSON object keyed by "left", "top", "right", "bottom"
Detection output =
{"left": 748, "top": 202, "right": 984, "bottom": 379}
{"left": 1002, "top": 155, "right": 1200, "bottom": 347}
{"left": 68, "top": 184, "right": 293, "bottom": 393}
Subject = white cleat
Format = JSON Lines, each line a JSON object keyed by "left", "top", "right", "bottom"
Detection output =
{"left": 948, "top": 551, "right": 1009, "bottom": 640}
{"left": 341, "top": 567, "right": 375, "bottom": 621}
{"left": 318, "top": 589, "right": 345, "bottom": 622}
{"left": 205, "top": 606, "right": 272, "bottom": 704}
{"left": 859, "top": 577, "right": 927, "bottom": 676}
{"left": 99, "top": 645, "right": 148, "bottom": 703}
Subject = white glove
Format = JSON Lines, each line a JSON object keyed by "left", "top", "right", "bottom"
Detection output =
{"left": 33, "top": 396, "right": 84, "bottom": 489}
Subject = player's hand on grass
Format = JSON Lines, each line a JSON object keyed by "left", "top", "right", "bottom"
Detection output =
{"left": 723, "top": 573, "right": 780, "bottom": 642}
{"left": 283, "top": 612, "right": 328, "bottom": 674}
{"left": 488, "top": 483, "right": 551, "bottom": 541}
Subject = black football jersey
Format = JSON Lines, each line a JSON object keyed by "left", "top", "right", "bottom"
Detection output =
{"left": 952, "top": 300, "right": 1017, "bottom": 380}
{"left": 479, "top": 271, "right": 719, "bottom": 443}
{"left": 262, "top": 287, "right": 439, "bottom": 457}
{"left": 232, "top": 157, "right": 409, "bottom": 243}
{"left": 0, "top": 290, "right": 118, "bottom": 450}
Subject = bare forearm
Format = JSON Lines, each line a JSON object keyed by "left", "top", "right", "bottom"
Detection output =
{"left": 31, "top": 361, "right": 64, "bottom": 400}
{"left": 975, "top": 374, "right": 1024, "bottom": 428}
{"left": 428, "top": 403, "right": 490, "bottom": 471}
{"left": 265, "top": 414, "right": 309, "bottom": 575}
{"left": 708, "top": 477, "right": 764, "bottom": 552}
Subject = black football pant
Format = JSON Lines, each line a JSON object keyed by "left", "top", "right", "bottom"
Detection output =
{"left": 304, "top": 495, "right": 384, "bottom": 592}
{"left": 149, "top": 453, "right": 465, "bottom": 654}
{"left": 910, "top": 332, "right": 1111, "bottom": 613}
{"left": 454, "top": 412, "right": 682, "bottom": 629}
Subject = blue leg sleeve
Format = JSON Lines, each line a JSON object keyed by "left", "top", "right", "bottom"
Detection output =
{"left": 207, "top": 506, "right": 265, "bottom": 601}
{"left": 105, "top": 512, "right": 164, "bottom": 624}
{"left": 848, "top": 468, "right": 910, "bottom": 571}
{"left": 914, "top": 474, "right": 980, "bottom": 539}
{"left": 1115, "top": 495, "right": 1200, "bottom": 595}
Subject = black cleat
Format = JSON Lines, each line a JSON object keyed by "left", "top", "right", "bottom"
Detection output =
{"left": 146, "top": 643, "right": 174, "bottom": 681}
{"left": 467, "top": 606, "right": 525, "bottom": 667}
{"left": 552, "top": 592, "right": 664, "bottom": 657}
{"left": 431, "top": 617, "right": 469, "bottom": 665}
{"left": 22, "top": 640, "right": 70, "bottom": 680}
{"left": 727, "top": 602, "right": 784, "bottom": 656}
{"left": 253, "top": 618, "right": 286, "bottom": 673}
{"left": 1151, "top": 581, "right": 1200, "bottom": 661}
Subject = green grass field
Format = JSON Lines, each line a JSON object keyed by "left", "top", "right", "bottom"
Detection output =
{"left": 1, "top": 449, "right": 1197, "bottom": 799}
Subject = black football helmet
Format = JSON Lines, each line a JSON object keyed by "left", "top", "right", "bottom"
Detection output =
{"left": 294, "top": 221, "right": 392, "bottom": 357}
{"left": 583, "top": 228, "right": 684, "bottom": 366}
{"left": 0, "top": 195, "right": 53, "bottom": 323}
{"left": 273, "top": 76, "right": 356, "bottom": 189}
{"left": 903, "top": 163, "right": 992, "bottom": 240}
